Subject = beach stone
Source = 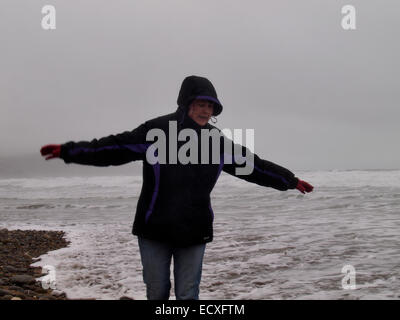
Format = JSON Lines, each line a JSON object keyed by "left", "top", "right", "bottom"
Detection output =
{"left": 11, "top": 297, "right": 22, "bottom": 300}
{"left": 1, "top": 295, "right": 13, "bottom": 300}
{"left": 22, "top": 284, "right": 38, "bottom": 291}
{"left": 0, "top": 289, "right": 13, "bottom": 297}
{"left": 3, "top": 265, "right": 18, "bottom": 273}
{"left": 39, "top": 294, "right": 56, "bottom": 300}
{"left": 3, "top": 266, "right": 28, "bottom": 273}
{"left": 34, "top": 287, "right": 49, "bottom": 294}
{"left": 11, "top": 275, "right": 36, "bottom": 285}
{"left": 8, "top": 286, "right": 24, "bottom": 292}
{"left": 51, "top": 290, "right": 65, "bottom": 297}
{"left": 13, "top": 292, "right": 26, "bottom": 299}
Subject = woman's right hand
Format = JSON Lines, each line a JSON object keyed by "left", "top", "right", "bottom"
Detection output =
{"left": 40, "top": 144, "right": 61, "bottom": 160}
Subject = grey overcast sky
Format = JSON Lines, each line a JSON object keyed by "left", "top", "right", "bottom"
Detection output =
{"left": 0, "top": 0, "right": 399, "bottom": 171}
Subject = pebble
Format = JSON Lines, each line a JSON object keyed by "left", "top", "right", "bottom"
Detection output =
{"left": 11, "top": 275, "right": 36, "bottom": 285}
{"left": 3, "top": 266, "right": 28, "bottom": 273}
{"left": 0, "top": 289, "right": 12, "bottom": 296}
{"left": 8, "top": 286, "right": 24, "bottom": 292}
{"left": 51, "top": 290, "right": 65, "bottom": 297}
{"left": 3, "top": 266, "right": 18, "bottom": 273}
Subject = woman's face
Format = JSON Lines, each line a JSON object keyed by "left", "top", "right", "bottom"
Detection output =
{"left": 188, "top": 99, "right": 214, "bottom": 126}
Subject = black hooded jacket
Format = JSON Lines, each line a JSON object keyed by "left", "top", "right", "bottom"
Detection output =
{"left": 59, "top": 76, "right": 299, "bottom": 247}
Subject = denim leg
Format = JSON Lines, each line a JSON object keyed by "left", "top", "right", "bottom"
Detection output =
{"left": 138, "top": 237, "right": 173, "bottom": 300}
{"left": 173, "top": 243, "right": 206, "bottom": 300}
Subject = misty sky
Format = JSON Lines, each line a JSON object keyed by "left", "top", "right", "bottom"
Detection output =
{"left": 1, "top": 0, "right": 399, "bottom": 171}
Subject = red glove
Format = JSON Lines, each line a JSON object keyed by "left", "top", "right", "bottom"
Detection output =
{"left": 40, "top": 144, "right": 61, "bottom": 160}
{"left": 296, "top": 179, "right": 314, "bottom": 194}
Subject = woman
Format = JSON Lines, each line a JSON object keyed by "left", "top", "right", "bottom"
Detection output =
{"left": 40, "top": 75, "right": 313, "bottom": 300}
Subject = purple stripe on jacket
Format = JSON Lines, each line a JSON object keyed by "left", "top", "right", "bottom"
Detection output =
{"left": 208, "top": 154, "right": 225, "bottom": 221}
{"left": 68, "top": 143, "right": 150, "bottom": 156}
{"left": 145, "top": 162, "right": 160, "bottom": 223}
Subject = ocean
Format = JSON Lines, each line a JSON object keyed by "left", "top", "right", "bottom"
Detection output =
{"left": 0, "top": 170, "right": 399, "bottom": 300}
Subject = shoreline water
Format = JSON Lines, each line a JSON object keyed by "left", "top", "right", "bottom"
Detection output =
{"left": 0, "top": 228, "right": 69, "bottom": 300}
{"left": 1, "top": 171, "right": 399, "bottom": 300}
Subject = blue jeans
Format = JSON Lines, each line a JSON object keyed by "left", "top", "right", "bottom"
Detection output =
{"left": 138, "top": 237, "right": 206, "bottom": 300}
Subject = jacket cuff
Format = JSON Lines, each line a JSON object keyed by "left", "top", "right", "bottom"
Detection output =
{"left": 60, "top": 143, "right": 72, "bottom": 163}
{"left": 289, "top": 177, "right": 299, "bottom": 189}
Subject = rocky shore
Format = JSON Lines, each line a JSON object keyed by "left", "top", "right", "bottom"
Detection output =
{"left": 0, "top": 228, "right": 70, "bottom": 300}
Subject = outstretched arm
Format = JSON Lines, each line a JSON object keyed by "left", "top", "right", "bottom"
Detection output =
{"left": 221, "top": 139, "right": 313, "bottom": 194}
{"left": 40, "top": 123, "right": 150, "bottom": 167}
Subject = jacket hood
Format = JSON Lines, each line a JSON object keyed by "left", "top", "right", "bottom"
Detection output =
{"left": 177, "top": 75, "right": 223, "bottom": 116}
